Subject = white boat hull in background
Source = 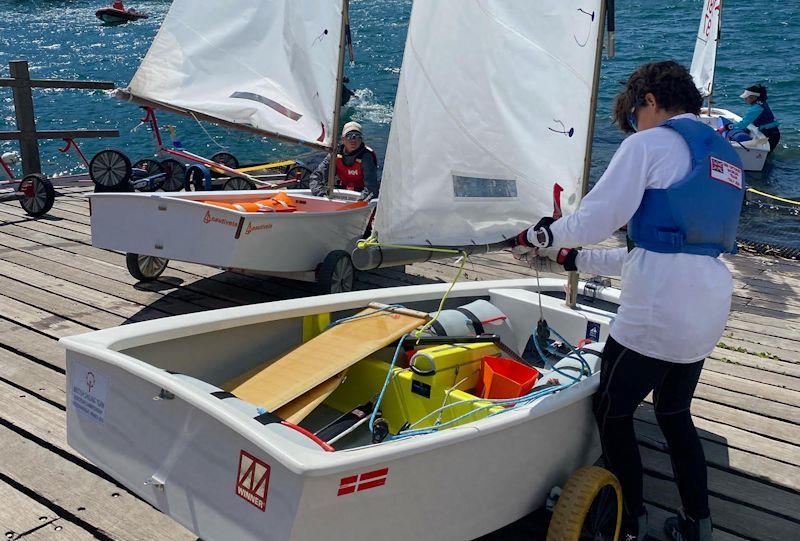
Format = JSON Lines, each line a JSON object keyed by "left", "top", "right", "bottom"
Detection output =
{"left": 88, "top": 189, "right": 374, "bottom": 275}
{"left": 61, "top": 279, "right": 616, "bottom": 541}
{"left": 699, "top": 107, "right": 770, "bottom": 171}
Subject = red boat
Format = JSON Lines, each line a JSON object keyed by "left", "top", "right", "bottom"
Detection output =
{"left": 95, "top": 2, "right": 148, "bottom": 24}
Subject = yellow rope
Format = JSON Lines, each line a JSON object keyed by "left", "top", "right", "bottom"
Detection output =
{"left": 356, "top": 236, "right": 468, "bottom": 340}
{"left": 747, "top": 188, "right": 800, "bottom": 206}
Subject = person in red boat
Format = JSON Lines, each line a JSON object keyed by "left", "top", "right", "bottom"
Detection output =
{"left": 112, "top": 0, "right": 124, "bottom": 10}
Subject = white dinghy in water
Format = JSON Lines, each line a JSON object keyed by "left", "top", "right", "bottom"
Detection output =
{"left": 690, "top": 0, "right": 771, "bottom": 171}
{"left": 89, "top": 0, "right": 375, "bottom": 292}
{"left": 65, "top": 1, "right": 625, "bottom": 539}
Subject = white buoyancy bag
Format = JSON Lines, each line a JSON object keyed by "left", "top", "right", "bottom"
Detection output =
{"left": 428, "top": 300, "right": 509, "bottom": 337}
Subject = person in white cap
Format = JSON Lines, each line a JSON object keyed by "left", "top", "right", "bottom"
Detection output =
{"left": 726, "top": 84, "right": 781, "bottom": 150}
{"left": 309, "top": 121, "right": 379, "bottom": 199}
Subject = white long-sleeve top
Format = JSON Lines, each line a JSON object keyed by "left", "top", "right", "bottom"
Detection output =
{"left": 549, "top": 113, "right": 733, "bottom": 363}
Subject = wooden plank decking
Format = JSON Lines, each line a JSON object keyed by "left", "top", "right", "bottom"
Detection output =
{"left": 1, "top": 186, "right": 798, "bottom": 540}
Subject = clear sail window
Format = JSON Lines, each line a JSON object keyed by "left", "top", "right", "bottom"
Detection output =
{"left": 452, "top": 175, "right": 518, "bottom": 199}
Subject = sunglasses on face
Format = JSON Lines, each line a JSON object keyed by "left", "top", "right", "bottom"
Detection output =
{"left": 344, "top": 132, "right": 362, "bottom": 141}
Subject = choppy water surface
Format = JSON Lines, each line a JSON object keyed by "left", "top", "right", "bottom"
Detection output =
{"left": 0, "top": 0, "right": 797, "bottom": 246}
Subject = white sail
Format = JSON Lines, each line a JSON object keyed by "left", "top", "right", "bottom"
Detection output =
{"left": 374, "top": 0, "right": 604, "bottom": 247}
{"left": 126, "top": 0, "right": 344, "bottom": 148}
{"left": 690, "top": 0, "right": 721, "bottom": 97}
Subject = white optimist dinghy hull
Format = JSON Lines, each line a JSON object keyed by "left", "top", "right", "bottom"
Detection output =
{"left": 88, "top": 189, "right": 374, "bottom": 276}
{"left": 698, "top": 108, "right": 771, "bottom": 172}
{"left": 62, "top": 279, "right": 617, "bottom": 541}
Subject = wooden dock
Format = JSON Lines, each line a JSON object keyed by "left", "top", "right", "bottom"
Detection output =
{"left": 1, "top": 186, "right": 798, "bottom": 540}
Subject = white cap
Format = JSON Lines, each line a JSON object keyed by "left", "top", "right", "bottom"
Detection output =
{"left": 341, "top": 121, "right": 362, "bottom": 137}
{"left": 740, "top": 90, "right": 760, "bottom": 99}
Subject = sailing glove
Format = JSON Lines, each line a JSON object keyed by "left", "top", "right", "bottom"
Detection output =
{"left": 535, "top": 247, "right": 579, "bottom": 271}
{"left": 513, "top": 217, "right": 555, "bottom": 249}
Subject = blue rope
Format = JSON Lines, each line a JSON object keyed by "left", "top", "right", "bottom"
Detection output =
{"left": 368, "top": 333, "right": 409, "bottom": 433}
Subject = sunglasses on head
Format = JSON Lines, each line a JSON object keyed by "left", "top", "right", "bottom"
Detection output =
{"left": 344, "top": 132, "right": 362, "bottom": 140}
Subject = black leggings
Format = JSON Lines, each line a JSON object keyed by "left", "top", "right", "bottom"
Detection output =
{"left": 593, "top": 336, "right": 709, "bottom": 522}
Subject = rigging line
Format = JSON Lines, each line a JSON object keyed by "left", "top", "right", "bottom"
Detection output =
{"left": 189, "top": 111, "right": 228, "bottom": 151}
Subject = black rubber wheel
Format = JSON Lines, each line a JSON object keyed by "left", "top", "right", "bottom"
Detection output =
{"left": 223, "top": 176, "right": 256, "bottom": 190}
{"left": 317, "top": 250, "right": 355, "bottom": 294}
{"left": 159, "top": 159, "right": 187, "bottom": 192}
{"left": 90, "top": 149, "right": 132, "bottom": 189}
{"left": 132, "top": 159, "right": 165, "bottom": 192}
{"left": 126, "top": 252, "right": 169, "bottom": 282}
{"left": 210, "top": 152, "right": 239, "bottom": 171}
{"left": 285, "top": 164, "right": 312, "bottom": 188}
{"left": 18, "top": 174, "right": 55, "bottom": 217}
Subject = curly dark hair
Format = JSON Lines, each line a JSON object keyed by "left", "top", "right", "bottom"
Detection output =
{"left": 612, "top": 60, "right": 703, "bottom": 133}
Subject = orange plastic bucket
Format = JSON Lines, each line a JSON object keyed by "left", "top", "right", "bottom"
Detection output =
{"left": 480, "top": 356, "right": 540, "bottom": 399}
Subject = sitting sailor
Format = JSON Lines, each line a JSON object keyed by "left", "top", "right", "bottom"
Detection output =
{"left": 309, "top": 121, "right": 379, "bottom": 200}
{"left": 729, "top": 84, "right": 781, "bottom": 151}
{"left": 112, "top": 0, "right": 124, "bottom": 9}
{"left": 514, "top": 61, "right": 744, "bottom": 541}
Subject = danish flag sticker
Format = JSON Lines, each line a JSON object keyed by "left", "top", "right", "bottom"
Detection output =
{"left": 236, "top": 450, "right": 270, "bottom": 511}
{"left": 337, "top": 467, "right": 389, "bottom": 496}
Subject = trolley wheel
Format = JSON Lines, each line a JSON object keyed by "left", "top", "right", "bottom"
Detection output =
{"left": 223, "top": 176, "right": 256, "bottom": 191}
{"left": 210, "top": 152, "right": 239, "bottom": 171}
{"left": 159, "top": 159, "right": 187, "bottom": 192}
{"left": 18, "top": 174, "right": 55, "bottom": 217}
{"left": 546, "top": 466, "right": 622, "bottom": 541}
{"left": 317, "top": 250, "right": 355, "bottom": 294}
{"left": 126, "top": 253, "right": 169, "bottom": 282}
{"left": 285, "top": 164, "right": 312, "bottom": 188}
{"left": 187, "top": 164, "right": 212, "bottom": 191}
{"left": 90, "top": 149, "right": 132, "bottom": 188}
{"left": 132, "top": 159, "right": 165, "bottom": 192}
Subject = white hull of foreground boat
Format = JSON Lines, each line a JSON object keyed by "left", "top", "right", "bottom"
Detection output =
{"left": 88, "top": 189, "right": 375, "bottom": 274}
{"left": 61, "top": 279, "right": 617, "bottom": 541}
{"left": 699, "top": 107, "right": 771, "bottom": 171}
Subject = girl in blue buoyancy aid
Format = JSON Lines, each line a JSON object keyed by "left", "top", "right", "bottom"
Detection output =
{"left": 512, "top": 61, "right": 745, "bottom": 541}
{"left": 730, "top": 84, "right": 781, "bottom": 151}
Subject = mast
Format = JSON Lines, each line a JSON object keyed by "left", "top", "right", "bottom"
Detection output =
{"left": 566, "top": 0, "right": 607, "bottom": 309}
{"left": 326, "top": 0, "right": 349, "bottom": 197}
{"left": 708, "top": 0, "right": 722, "bottom": 111}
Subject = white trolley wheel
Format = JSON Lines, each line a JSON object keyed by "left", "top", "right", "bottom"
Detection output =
{"left": 317, "top": 250, "right": 355, "bottom": 294}
{"left": 18, "top": 174, "right": 55, "bottom": 217}
{"left": 90, "top": 149, "right": 132, "bottom": 188}
{"left": 223, "top": 176, "right": 256, "bottom": 190}
{"left": 159, "top": 159, "right": 187, "bottom": 192}
{"left": 126, "top": 253, "right": 169, "bottom": 282}
{"left": 210, "top": 151, "right": 239, "bottom": 171}
{"left": 546, "top": 466, "right": 622, "bottom": 541}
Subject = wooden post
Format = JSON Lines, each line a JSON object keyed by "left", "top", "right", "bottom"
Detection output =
{"left": 9, "top": 61, "right": 41, "bottom": 176}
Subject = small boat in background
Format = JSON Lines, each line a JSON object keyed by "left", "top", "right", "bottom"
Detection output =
{"left": 96, "top": 1, "right": 149, "bottom": 25}
{"left": 690, "top": 0, "right": 771, "bottom": 171}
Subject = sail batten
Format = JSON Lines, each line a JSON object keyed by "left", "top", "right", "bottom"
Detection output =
{"left": 690, "top": 0, "right": 722, "bottom": 98}
{"left": 374, "top": 1, "right": 604, "bottom": 247}
{"left": 126, "top": 0, "right": 344, "bottom": 148}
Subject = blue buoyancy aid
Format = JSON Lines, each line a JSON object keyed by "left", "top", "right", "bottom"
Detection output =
{"left": 628, "top": 118, "right": 745, "bottom": 257}
{"left": 754, "top": 102, "right": 780, "bottom": 130}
